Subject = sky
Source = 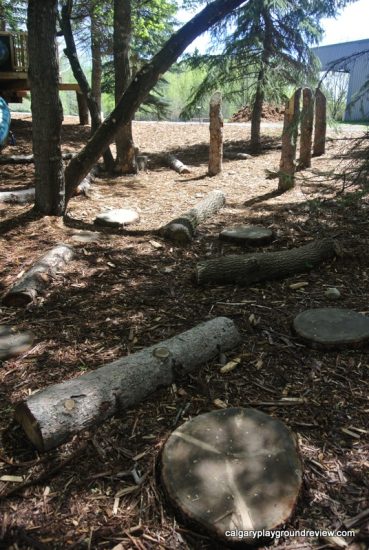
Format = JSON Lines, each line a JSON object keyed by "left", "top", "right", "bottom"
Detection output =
{"left": 179, "top": 0, "right": 369, "bottom": 54}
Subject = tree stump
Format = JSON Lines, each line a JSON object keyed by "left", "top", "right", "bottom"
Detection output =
{"left": 94, "top": 208, "right": 140, "bottom": 227}
{"left": 196, "top": 238, "right": 338, "bottom": 286}
{"left": 219, "top": 226, "right": 273, "bottom": 247}
{"left": 299, "top": 88, "right": 314, "bottom": 169}
{"left": 15, "top": 317, "right": 240, "bottom": 451}
{"left": 278, "top": 89, "right": 301, "bottom": 192}
{"left": 208, "top": 91, "right": 223, "bottom": 176}
{"left": 0, "top": 326, "right": 34, "bottom": 361}
{"left": 160, "top": 190, "right": 226, "bottom": 245}
{"left": 293, "top": 308, "right": 369, "bottom": 349}
{"left": 2, "top": 245, "right": 75, "bottom": 307}
{"left": 161, "top": 407, "right": 302, "bottom": 544}
{"left": 313, "top": 89, "right": 327, "bottom": 157}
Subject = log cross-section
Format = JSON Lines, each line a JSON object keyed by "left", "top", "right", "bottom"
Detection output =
{"left": 160, "top": 190, "right": 226, "bottom": 245}
{"left": 196, "top": 238, "right": 339, "bottom": 286}
{"left": 2, "top": 244, "right": 75, "bottom": 307}
{"left": 14, "top": 317, "right": 241, "bottom": 451}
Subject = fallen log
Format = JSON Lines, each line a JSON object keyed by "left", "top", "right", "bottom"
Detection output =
{"left": 14, "top": 317, "right": 241, "bottom": 451}
{"left": 223, "top": 151, "right": 252, "bottom": 160}
{"left": 166, "top": 154, "right": 191, "bottom": 174}
{"left": 2, "top": 244, "right": 75, "bottom": 307}
{"left": 160, "top": 190, "right": 226, "bottom": 245}
{"left": 0, "top": 188, "right": 35, "bottom": 204}
{"left": 196, "top": 238, "right": 339, "bottom": 286}
{"left": 0, "top": 152, "right": 74, "bottom": 165}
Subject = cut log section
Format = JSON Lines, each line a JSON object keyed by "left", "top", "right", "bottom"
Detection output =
{"left": 0, "top": 188, "right": 35, "bottom": 204}
{"left": 161, "top": 407, "right": 302, "bottom": 544}
{"left": 2, "top": 244, "right": 75, "bottom": 307}
{"left": 196, "top": 238, "right": 338, "bottom": 286}
{"left": 166, "top": 154, "right": 191, "bottom": 174}
{"left": 160, "top": 190, "right": 226, "bottom": 245}
{"left": 94, "top": 208, "right": 140, "bottom": 227}
{"left": 14, "top": 317, "right": 241, "bottom": 451}
{"left": 219, "top": 225, "right": 273, "bottom": 247}
{"left": 0, "top": 326, "right": 34, "bottom": 361}
{"left": 293, "top": 308, "right": 369, "bottom": 349}
{"left": 223, "top": 151, "right": 252, "bottom": 160}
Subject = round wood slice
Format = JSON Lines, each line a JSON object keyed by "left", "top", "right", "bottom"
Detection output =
{"left": 94, "top": 208, "right": 140, "bottom": 227}
{"left": 293, "top": 308, "right": 369, "bottom": 349}
{"left": 0, "top": 326, "right": 34, "bottom": 361}
{"left": 219, "top": 225, "right": 273, "bottom": 246}
{"left": 161, "top": 407, "right": 302, "bottom": 544}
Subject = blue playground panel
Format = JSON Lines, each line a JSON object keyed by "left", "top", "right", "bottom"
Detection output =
{"left": 0, "top": 97, "right": 11, "bottom": 149}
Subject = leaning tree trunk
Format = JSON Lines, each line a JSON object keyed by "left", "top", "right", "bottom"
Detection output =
{"left": 64, "top": 0, "right": 247, "bottom": 203}
{"left": 15, "top": 317, "right": 241, "bottom": 451}
{"left": 196, "top": 238, "right": 339, "bottom": 286}
{"left": 27, "top": 0, "right": 65, "bottom": 215}
{"left": 208, "top": 91, "right": 223, "bottom": 176}
{"left": 61, "top": 4, "right": 115, "bottom": 171}
{"left": 2, "top": 245, "right": 74, "bottom": 307}
{"left": 278, "top": 88, "right": 301, "bottom": 192}
{"left": 160, "top": 190, "right": 226, "bottom": 245}
{"left": 114, "top": 0, "right": 136, "bottom": 174}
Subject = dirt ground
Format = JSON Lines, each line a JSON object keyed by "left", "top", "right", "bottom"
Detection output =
{"left": 0, "top": 115, "right": 368, "bottom": 550}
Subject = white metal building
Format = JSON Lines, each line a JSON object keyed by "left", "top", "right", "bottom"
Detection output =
{"left": 312, "top": 38, "right": 369, "bottom": 121}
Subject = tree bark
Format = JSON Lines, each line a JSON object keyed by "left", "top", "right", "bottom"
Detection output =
{"left": 160, "top": 190, "right": 226, "bottom": 245}
{"left": 60, "top": 3, "right": 115, "bottom": 171}
{"left": 14, "top": 317, "right": 241, "bottom": 451}
{"left": 90, "top": 6, "right": 102, "bottom": 114}
{"left": 278, "top": 88, "right": 301, "bottom": 192}
{"left": 313, "top": 88, "right": 327, "bottom": 157}
{"left": 76, "top": 91, "right": 89, "bottom": 125}
{"left": 2, "top": 245, "right": 74, "bottom": 307}
{"left": 166, "top": 154, "right": 191, "bottom": 174}
{"left": 27, "top": 0, "right": 65, "bottom": 215}
{"left": 114, "top": 0, "right": 136, "bottom": 174}
{"left": 299, "top": 87, "right": 314, "bottom": 169}
{"left": 64, "top": 0, "right": 248, "bottom": 203}
{"left": 208, "top": 91, "right": 223, "bottom": 176}
{"left": 196, "top": 238, "right": 339, "bottom": 286}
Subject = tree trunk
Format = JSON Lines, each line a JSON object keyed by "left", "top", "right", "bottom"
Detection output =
{"left": 76, "top": 91, "right": 89, "bottom": 125}
{"left": 299, "top": 87, "right": 314, "bottom": 169}
{"left": 208, "top": 91, "right": 223, "bottom": 176}
{"left": 160, "top": 190, "right": 226, "bottom": 245}
{"left": 250, "top": 8, "right": 273, "bottom": 153}
{"left": 313, "top": 88, "right": 327, "bottom": 157}
{"left": 90, "top": 7, "right": 102, "bottom": 114}
{"left": 2, "top": 245, "right": 74, "bottom": 307}
{"left": 196, "top": 238, "right": 339, "bottom": 286}
{"left": 114, "top": 0, "right": 136, "bottom": 174}
{"left": 60, "top": 4, "right": 115, "bottom": 171}
{"left": 27, "top": 0, "right": 65, "bottom": 215}
{"left": 14, "top": 317, "right": 241, "bottom": 451}
{"left": 278, "top": 88, "right": 301, "bottom": 192}
{"left": 64, "top": 0, "right": 247, "bottom": 203}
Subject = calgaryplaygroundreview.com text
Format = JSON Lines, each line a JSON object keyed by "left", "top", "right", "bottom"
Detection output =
{"left": 224, "top": 529, "right": 355, "bottom": 540}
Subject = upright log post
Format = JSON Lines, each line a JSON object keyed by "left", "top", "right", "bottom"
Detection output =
{"left": 313, "top": 88, "right": 327, "bottom": 157}
{"left": 299, "top": 87, "right": 314, "bottom": 169}
{"left": 278, "top": 88, "right": 301, "bottom": 192}
{"left": 208, "top": 91, "right": 223, "bottom": 176}
{"left": 76, "top": 92, "right": 89, "bottom": 125}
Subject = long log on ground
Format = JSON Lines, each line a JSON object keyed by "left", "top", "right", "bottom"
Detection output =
{"left": 196, "top": 238, "right": 339, "bottom": 286}
{"left": 0, "top": 152, "right": 74, "bottom": 165}
{"left": 0, "top": 188, "right": 35, "bottom": 204}
{"left": 166, "top": 154, "right": 191, "bottom": 174}
{"left": 14, "top": 317, "right": 241, "bottom": 451}
{"left": 2, "top": 245, "right": 75, "bottom": 307}
{"left": 160, "top": 190, "right": 226, "bottom": 245}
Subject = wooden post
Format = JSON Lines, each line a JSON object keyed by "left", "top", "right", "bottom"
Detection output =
{"left": 278, "top": 88, "right": 301, "bottom": 192}
{"left": 313, "top": 88, "right": 327, "bottom": 157}
{"left": 299, "top": 87, "right": 314, "bottom": 169}
{"left": 208, "top": 91, "right": 223, "bottom": 176}
{"left": 76, "top": 91, "right": 89, "bottom": 125}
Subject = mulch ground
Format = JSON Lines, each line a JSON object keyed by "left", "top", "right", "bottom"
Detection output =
{"left": 0, "top": 116, "right": 368, "bottom": 550}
